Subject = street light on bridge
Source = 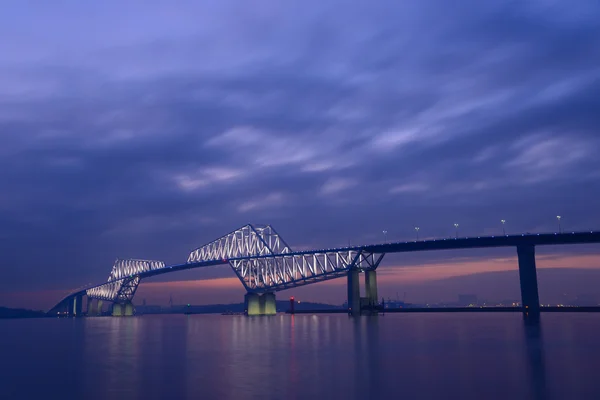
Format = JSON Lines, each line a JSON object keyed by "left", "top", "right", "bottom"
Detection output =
{"left": 383, "top": 230, "right": 388, "bottom": 243}
{"left": 454, "top": 223, "right": 459, "bottom": 238}
{"left": 556, "top": 216, "right": 562, "bottom": 233}
{"left": 415, "top": 226, "right": 420, "bottom": 241}
{"left": 501, "top": 219, "right": 506, "bottom": 235}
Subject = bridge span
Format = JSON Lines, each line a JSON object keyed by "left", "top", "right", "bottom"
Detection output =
{"left": 49, "top": 225, "right": 600, "bottom": 317}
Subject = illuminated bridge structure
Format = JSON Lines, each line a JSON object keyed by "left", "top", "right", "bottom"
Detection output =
{"left": 49, "top": 224, "right": 600, "bottom": 317}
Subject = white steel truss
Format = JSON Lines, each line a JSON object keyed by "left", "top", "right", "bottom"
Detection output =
{"left": 82, "top": 225, "right": 385, "bottom": 305}
{"left": 187, "top": 224, "right": 385, "bottom": 293}
{"left": 230, "top": 250, "right": 384, "bottom": 292}
{"left": 86, "top": 259, "right": 165, "bottom": 303}
{"left": 187, "top": 224, "right": 291, "bottom": 262}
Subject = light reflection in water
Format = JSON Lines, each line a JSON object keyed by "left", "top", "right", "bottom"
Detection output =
{"left": 2, "top": 313, "right": 600, "bottom": 399}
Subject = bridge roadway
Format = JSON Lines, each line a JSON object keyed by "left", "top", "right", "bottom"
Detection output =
{"left": 53, "top": 230, "right": 600, "bottom": 316}
{"left": 240, "top": 231, "right": 600, "bottom": 258}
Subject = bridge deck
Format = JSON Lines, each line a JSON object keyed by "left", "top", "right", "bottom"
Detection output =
{"left": 52, "top": 231, "right": 600, "bottom": 311}
{"left": 236, "top": 231, "right": 600, "bottom": 259}
{"left": 84, "top": 231, "right": 600, "bottom": 290}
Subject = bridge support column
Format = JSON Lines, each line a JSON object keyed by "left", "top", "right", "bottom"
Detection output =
{"left": 97, "top": 300, "right": 103, "bottom": 316}
{"left": 124, "top": 302, "right": 134, "bottom": 316}
{"left": 112, "top": 303, "right": 122, "bottom": 316}
{"left": 68, "top": 298, "right": 75, "bottom": 316}
{"left": 73, "top": 295, "right": 83, "bottom": 317}
{"left": 365, "top": 270, "right": 379, "bottom": 315}
{"left": 245, "top": 293, "right": 276, "bottom": 316}
{"left": 112, "top": 302, "right": 134, "bottom": 317}
{"left": 517, "top": 245, "right": 540, "bottom": 316}
{"left": 347, "top": 269, "right": 360, "bottom": 316}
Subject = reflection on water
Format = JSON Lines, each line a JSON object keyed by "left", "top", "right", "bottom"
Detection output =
{"left": 1, "top": 313, "right": 600, "bottom": 399}
{"left": 523, "top": 316, "right": 548, "bottom": 400}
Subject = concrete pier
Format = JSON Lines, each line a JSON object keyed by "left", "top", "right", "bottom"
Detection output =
{"left": 97, "top": 300, "right": 103, "bottom": 316}
{"left": 363, "top": 270, "right": 379, "bottom": 315}
{"left": 112, "top": 302, "right": 135, "bottom": 317}
{"left": 72, "top": 295, "right": 83, "bottom": 316}
{"left": 124, "top": 303, "right": 134, "bottom": 316}
{"left": 245, "top": 293, "right": 276, "bottom": 316}
{"left": 517, "top": 245, "right": 540, "bottom": 315}
{"left": 112, "top": 303, "right": 123, "bottom": 316}
{"left": 365, "top": 270, "right": 378, "bottom": 308}
{"left": 347, "top": 269, "right": 360, "bottom": 316}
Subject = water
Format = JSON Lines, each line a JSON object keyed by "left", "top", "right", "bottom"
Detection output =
{"left": 1, "top": 313, "right": 599, "bottom": 400}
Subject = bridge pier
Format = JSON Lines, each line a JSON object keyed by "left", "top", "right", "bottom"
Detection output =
{"left": 112, "top": 302, "right": 135, "bottom": 317}
{"left": 97, "top": 300, "right": 103, "bottom": 316}
{"left": 112, "top": 303, "right": 122, "bottom": 316}
{"left": 245, "top": 293, "right": 276, "bottom": 316}
{"left": 68, "top": 298, "right": 74, "bottom": 316}
{"left": 364, "top": 270, "right": 379, "bottom": 315}
{"left": 347, "top": 269, "right": 360, "bottom": 316}
{"left": 124, "top": 302, "right": 134, "bottom": 316}
{"left": 70, "top": 295, "right": 83, "bottom": 317}
{"left": 517, "top": 245, "right": 540, "bottom": 316}
{"left": 347, "top": 269, "right": 380, "bottom": 316}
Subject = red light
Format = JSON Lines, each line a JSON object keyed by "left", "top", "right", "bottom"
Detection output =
{"left": 222, "top": 259, "right": 227, "bottom": 263}
{"left": 290, "top": 297, "right": 295, "bottom": 301}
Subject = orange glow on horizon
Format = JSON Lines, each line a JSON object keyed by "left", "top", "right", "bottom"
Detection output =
{"left": 3, "top": 252, "right": 600, "bottom": 310}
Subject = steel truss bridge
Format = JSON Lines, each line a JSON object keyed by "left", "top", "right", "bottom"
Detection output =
{"left": 50, "top": 224, "right": 600, "bottom": 316}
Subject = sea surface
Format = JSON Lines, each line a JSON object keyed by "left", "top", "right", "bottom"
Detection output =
{"left": 1, "top": 313, "right": 600, "bottom": 400}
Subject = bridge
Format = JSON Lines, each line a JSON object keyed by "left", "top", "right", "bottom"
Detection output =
{"left": 49, "top": 224, "right": 600, "bottom": 317}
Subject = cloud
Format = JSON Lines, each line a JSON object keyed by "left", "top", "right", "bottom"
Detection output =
{"left": 173, "top": 167, "right": 244, "bottom": 192}
{"left": 206, "top": 126, "right": 357, "bottom": 172}
{"left": 1, "top": 0, "right": 600, "bottom": 306}
{"left": 390, "top": 183, "right": 430, "bottom": 194}
{"left": 320, "top": 178, "right": 357, "bottom": 195}
{"left": 505, "top": 133, "right": 592, "bottom": 183}
{"left": 237, "top": 192, "right": 285, "bottom": 213}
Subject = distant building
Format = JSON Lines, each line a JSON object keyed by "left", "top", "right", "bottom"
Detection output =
{"left": 458, "top": 294, "right": 478, "bottom": 306}
{"left": 136, "top": 305, "right": 161, "bottom": 314}
{"left": 384, "top": 299, "right": 407, "bottom": 309}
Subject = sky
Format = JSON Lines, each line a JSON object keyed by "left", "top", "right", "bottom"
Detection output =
{"left": 1, "top": 1, "right": 600, "bottom": 310}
